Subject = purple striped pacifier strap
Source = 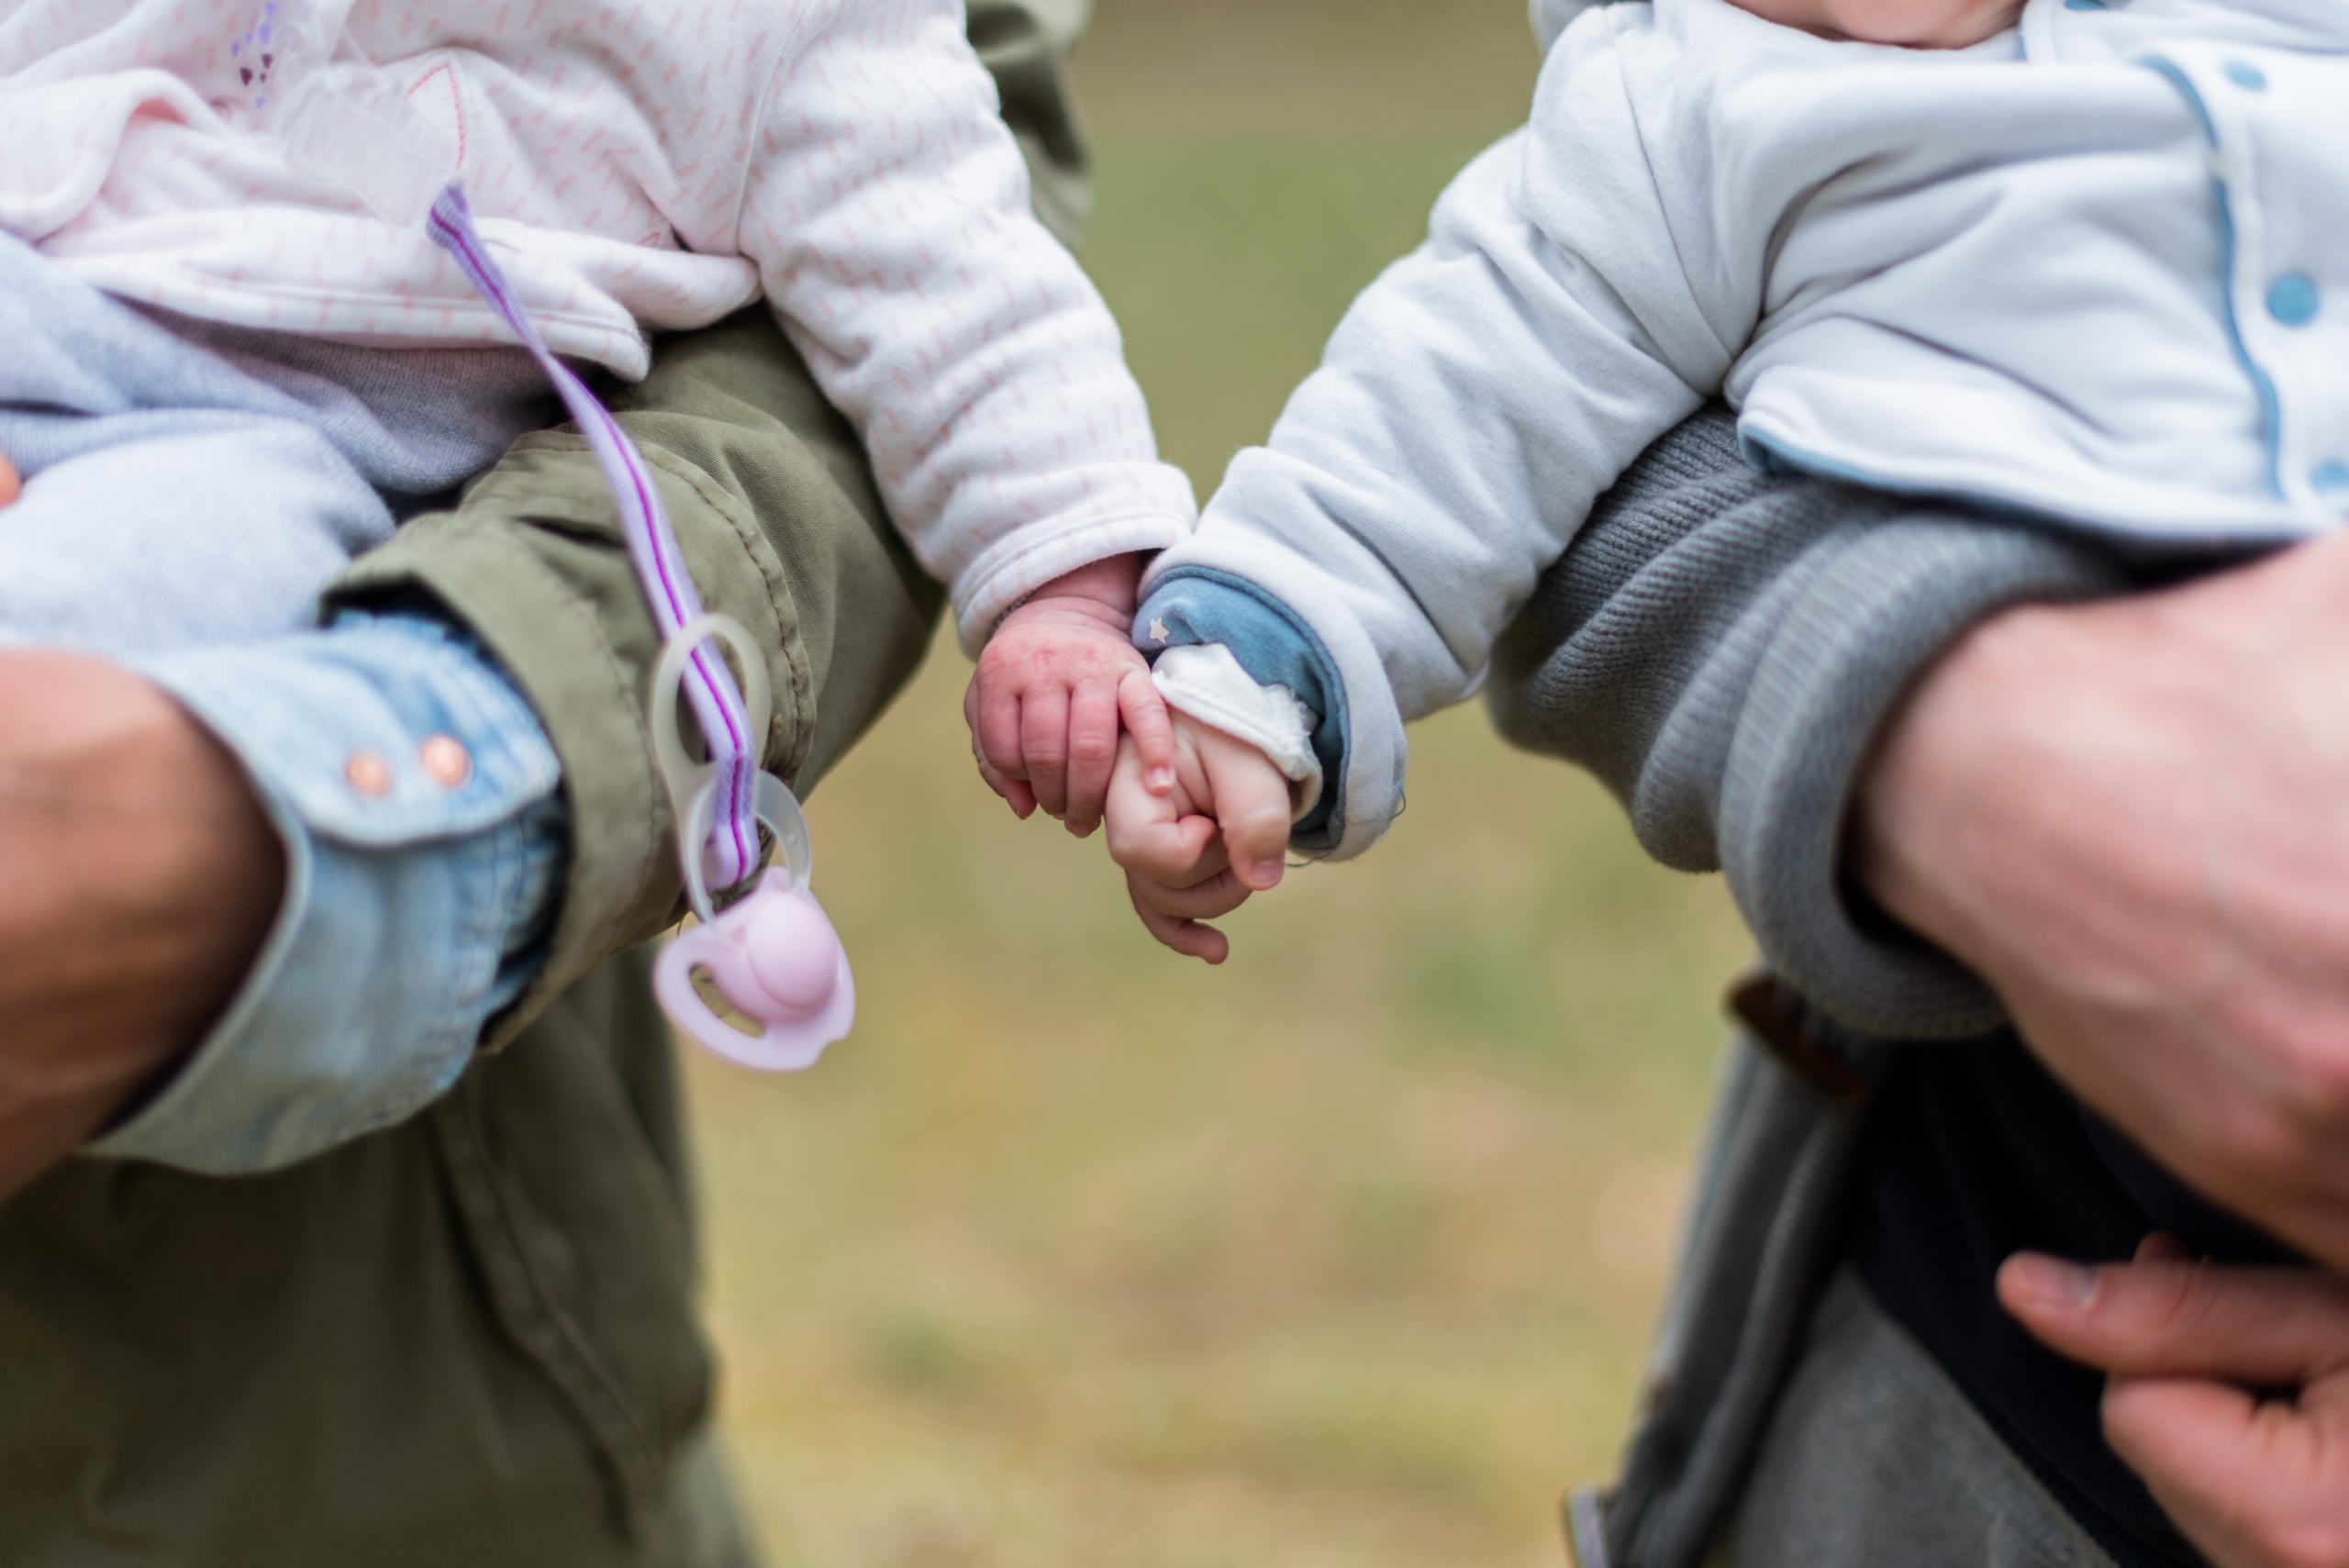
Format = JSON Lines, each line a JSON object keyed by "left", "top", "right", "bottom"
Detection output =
{"left": 427, "top": 183, "right": 761, "bottom": 888}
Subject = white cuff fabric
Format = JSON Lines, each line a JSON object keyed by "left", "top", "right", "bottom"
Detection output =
{"left": 1152, "top": 641, "right": 1325, "bottom": 822}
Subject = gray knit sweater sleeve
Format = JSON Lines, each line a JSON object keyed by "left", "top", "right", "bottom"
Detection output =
{"left": 1486, "top": 406, "right": 2132, "bottom": 1041}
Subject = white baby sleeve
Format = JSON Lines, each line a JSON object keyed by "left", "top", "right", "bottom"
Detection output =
{"left": 1141, "top": 13, "right": 1751, "bottom": 859}
{"left": 734, "top": 0, "right": 1195, "bottom": 652}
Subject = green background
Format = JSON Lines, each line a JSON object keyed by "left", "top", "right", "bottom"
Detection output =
{"left": 690, "top": 5, "right": 1754, "bottom": 1563}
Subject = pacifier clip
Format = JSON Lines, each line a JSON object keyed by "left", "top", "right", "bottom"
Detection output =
{"left": 427, "top": 184, "right": 856, "bottom": 1071}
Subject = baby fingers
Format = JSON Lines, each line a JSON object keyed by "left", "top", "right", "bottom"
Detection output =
{"left": 1119, "top": 667, "right": 1177, "bottom": 796}
{"left": 1129, "top": 873, "right": 1231, "bottom": 965}
{"left": 1196, "top": 728, "right": 1297, "bottom": 891}
{"left": 965, "top": 678, "right": 1036, "bottom": 817}
{"left": 1021, "top": 685, "right": 1072, "bottom": 818}
{"left": 1104, "top": 740, "right": 1222, "bottom": 885}
{"left": 969, "top": 674, "right": 1029, "bottom": 786}
{"left": 1062, "top": 678, "right": 1123, "bottom": 838}
{"left": 1105, "top": 806, "right": 1221, "bottom": 886}
{"left": 1132, "top": 864, "right": 1253, "bottom": 923}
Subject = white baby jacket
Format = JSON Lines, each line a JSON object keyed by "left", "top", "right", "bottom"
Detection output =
{"left": 0, "top": 0, "right": 1195, "bottom": 648}
{"left": 1148, "top": 0, "right": 2349, "bottom": 858}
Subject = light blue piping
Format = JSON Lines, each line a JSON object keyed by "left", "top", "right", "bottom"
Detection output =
{"left": 2140, "top": 55, "right": 2288, "bottom": 501}
{"left": 1739, "top": 428, "right": 2303, "bottom": 554}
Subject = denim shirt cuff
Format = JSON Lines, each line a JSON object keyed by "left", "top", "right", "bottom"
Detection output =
{"left": 87, "top": 612, "right": 567, "bottom": 1174}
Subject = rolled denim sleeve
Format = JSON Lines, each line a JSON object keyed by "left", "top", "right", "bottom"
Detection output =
{"left": 86, "top": 612, "right": 567, "bottom": 1174}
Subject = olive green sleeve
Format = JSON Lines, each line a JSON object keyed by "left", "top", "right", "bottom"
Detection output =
{"left": 324, "top": 6, "right": 1093, "bottom": 1045}
{"left": 969, "top": 0, "right": 1097, "bottom": 250}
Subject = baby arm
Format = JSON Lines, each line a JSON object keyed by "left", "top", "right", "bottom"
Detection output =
{"left": 1139, "top": 31, "right": 1747, "bottom": 862}
{"left": 734, "top": 0, "right": 1195, "bottom": 661}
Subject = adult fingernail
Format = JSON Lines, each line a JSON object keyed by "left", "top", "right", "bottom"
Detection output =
{"left": 2007, "top": 1254, "right": 2100, "bottom": 1310}
{"left": 1149, "top": 765, "right": 1174, "bottom": 792}
{"left": 1252, "top": 861, "right": 1284, "bottom": 890}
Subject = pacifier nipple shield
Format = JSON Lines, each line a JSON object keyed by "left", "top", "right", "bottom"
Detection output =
{"left": 648, "top": 617, "right": 858, "bottom": 1072}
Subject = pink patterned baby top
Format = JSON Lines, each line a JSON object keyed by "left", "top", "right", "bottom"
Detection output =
{"left": 0, "top": 0, "right": 1195, "bottom": 645}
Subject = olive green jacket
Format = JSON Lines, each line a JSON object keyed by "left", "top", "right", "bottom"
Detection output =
{"left": 0, "top": 9, "right": 1089, "bottom": 1563}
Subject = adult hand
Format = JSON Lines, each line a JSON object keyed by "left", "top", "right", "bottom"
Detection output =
{"left": 2001, "top": 1237, "right": 2349, "bottom": 1568}
{"left": 0, "top": 649, "right": 284, "bottom": 1199}
{"left": 1855, "top": 527, "right": 2349, "bottom": 1274}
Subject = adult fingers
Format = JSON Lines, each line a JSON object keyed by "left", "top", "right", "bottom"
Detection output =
{"left": 1119, "top": 669, "right": 1178, "bottom": 795}
{"left": 1999, "top": 1251, "right": 2349, "bottom": 1385}
{"left": 1021, "top": 684, "right": 1072, "bottom": 818}
{"left": 0, "top": 454, "right": 18, "bottom": 508}
{"left": 1062, "top": 679, "right": 1122, "bottom": 839}
{"left": 2100, "top": 1376, "right": 2349, "bottom": 1568}
{"left": 1129, "top": 873, "right": 1230, "bottom": 965}
{"left": 1197, "top": 727, "right": 1294, "bottom": 891}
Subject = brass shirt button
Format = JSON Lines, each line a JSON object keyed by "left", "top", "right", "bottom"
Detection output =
{"left": 419, "top": 735, "right": 473, "bottom": 789}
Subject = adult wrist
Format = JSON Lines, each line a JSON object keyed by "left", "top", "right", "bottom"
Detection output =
{"left": 0, "top": 655, "right": 284, "bottom": 1193}
{"left": 57, "top": 660, "right": 284, "bottom": 1057}
{"left": 1851, "top": 598, "right": 2055, "bottom": 969}
{"left": 1712, "top": 509, "right": 2128, "bottom": 1040}
{"left": 1850, "top": 577, "right": 2243, "bottom": 1008}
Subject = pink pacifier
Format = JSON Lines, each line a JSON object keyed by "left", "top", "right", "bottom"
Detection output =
{"left": 649, "top": 616, "right": 857, "bottom": 1071}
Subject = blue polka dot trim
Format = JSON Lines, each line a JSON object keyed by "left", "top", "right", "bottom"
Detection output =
{"left": 2063, "top": 0, "right": 2107, "bottom": 10}
{"left": 2223, "top": 60, "right": 2267, "bottom": 91}
{"left": 2267, "top": 273, "right": 2321, "bottom": 328}
{"left": 2315, "top": 461, "right": 2349, "bottom": 495}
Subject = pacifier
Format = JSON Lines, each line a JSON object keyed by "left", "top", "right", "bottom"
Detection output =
{"left": 648, "top": 616, "right": 857, "bottom": 1071}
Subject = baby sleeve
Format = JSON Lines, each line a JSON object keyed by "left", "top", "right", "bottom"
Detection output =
{"left": 1137, "top": 13, "right": 1752, "bottom": 861}
{"left": 733, "top": 0, "right": 1196, "bottom": 652}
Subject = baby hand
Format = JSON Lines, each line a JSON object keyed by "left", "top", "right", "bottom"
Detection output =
{"left": 966, "top": 554, "right": 1175, "bottom": 837}
{"left": 1104, "top": 708, "right": 1294, "bottom": 963}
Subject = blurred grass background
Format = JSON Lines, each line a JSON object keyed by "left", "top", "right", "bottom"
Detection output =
{"left": 686, "top": 4, "right": 1756, "bottom": 1564}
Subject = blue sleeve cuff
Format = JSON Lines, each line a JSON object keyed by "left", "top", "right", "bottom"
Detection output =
{"left": 1136, "top": 568, "right": 1351, "bottom": 852}
{"left": 86, "top": 612, "right": 568, "bottom": 1174}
